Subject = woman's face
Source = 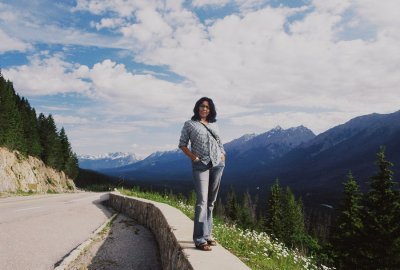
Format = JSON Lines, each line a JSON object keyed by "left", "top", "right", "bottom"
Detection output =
{"left": 199, "top": 100, "right": 210, "bottom": 120}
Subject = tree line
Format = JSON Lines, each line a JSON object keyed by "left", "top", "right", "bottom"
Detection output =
{"left": 211, "top": 147, "right": 399, "bottom": 269}
{"left": 215, "top": 181, "right": 319, "bottom": 254}
{"left": 330, "top": 147, "right": 400, "bottom": 269}
{"left": 0, "top": 71, "right": 79, "bottom": 179}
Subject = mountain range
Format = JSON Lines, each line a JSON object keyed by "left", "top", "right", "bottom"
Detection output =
{"left": 95, "top": 110, "right": 400, "bottom": 207}
{"left": 78, "top": 152, "right": 138, "bottom": 170}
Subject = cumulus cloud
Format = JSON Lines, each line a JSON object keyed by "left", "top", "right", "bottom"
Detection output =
{"left": 3, "top": 54, "right": 91, "bottom": 96}
{"left": 91, "top": 17, "right": 125, "bottom": 30}
{"left": 191, "top": 0, "right": 231, "bottom": 7}
{"left": 85, "top": 59, "right": 197, "bottom": 119}
{"left": 53, "top": 115, "right": 90, "bottom": 125}
{"left": 4, "top": 55, "right": 90, "bottom": 96}
{"left": 106, "top": 1, "right": 400, "bottom": 119}
{"left": 0, "top": 29, "right": 30, "bottom": 53}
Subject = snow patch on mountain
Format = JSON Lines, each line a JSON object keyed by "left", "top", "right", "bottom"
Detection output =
{"left": 78, "top": 152, "right": 139, "bottom": 170}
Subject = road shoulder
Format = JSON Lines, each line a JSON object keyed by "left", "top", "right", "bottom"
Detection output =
{"left": 64, "top": 213, "right": 162, "bottom": 270}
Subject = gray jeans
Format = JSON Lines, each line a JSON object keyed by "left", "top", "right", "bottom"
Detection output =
{"left": 192, "top": 160, "right": 225, "bottom": 246}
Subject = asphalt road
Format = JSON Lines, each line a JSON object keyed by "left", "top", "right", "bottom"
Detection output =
{"left": 0, "top": 192, "right": 113, "bottom": 270}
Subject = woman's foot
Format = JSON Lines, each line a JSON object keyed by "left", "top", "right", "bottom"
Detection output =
{"left": 207, "top": 239, "right": 217, "bottom": 246}
{"left": 195, "top": 242, "right": 212, "bottom": 251}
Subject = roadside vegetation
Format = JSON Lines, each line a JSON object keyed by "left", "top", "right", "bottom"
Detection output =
{"left": 117, "top": 147, "right": 400, "bottom": 270}
{"left": 119, "top": 187, "right": 331, "bottom": 270}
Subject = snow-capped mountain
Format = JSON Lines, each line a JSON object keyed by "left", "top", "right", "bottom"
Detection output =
{"left": 104, "top": 125, "right": 316, "bottom": 181}
{"left": 225, "top": 125, "right": 316, "bottom": 158}
{"left": 78, "top": 152, "right": 139, "bottom": 170}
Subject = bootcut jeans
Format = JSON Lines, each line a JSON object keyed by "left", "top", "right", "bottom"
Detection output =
{"left": 192, "top": 160, "right": 225, "bottom": 246}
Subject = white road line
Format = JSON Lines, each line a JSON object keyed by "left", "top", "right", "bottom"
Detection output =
{"left": 14, "top": 206, "right": 43, "bottom": 212}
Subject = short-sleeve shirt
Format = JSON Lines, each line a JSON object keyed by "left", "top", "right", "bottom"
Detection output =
{"left": 179, "top": 120, "right": 225, "bottom": 166}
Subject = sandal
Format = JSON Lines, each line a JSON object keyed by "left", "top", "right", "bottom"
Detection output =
{"left": 207, "top": 239, "right": 217, "bottom": 246}
{"left": 195, "top": 242, "right": 212, "bottom": 251}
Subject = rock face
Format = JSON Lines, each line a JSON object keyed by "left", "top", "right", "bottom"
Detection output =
{"left": 0, "top": 147, "right": 76, "bottom": 193}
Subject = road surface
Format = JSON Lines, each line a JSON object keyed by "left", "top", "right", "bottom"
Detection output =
{"left": 0, "top": 192, "right": 112, "bottom": 270}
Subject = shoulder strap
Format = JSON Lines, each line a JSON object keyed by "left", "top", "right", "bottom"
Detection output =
{"left": 200, "top": 122, "right": 219, "bottom": 142}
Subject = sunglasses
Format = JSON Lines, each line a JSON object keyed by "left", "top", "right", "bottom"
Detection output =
{"left": 200, "top": 105, "right": 210, "bottom": 109}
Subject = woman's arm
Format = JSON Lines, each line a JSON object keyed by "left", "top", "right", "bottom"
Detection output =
{"left": 179, "top": 146, "right": 199, "bottom": 162}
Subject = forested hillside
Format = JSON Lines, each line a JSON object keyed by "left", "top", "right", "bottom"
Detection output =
{"left": 0, "top": 71, "right": 78, "bottom": 179}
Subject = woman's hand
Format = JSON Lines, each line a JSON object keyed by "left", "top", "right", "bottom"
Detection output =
{"left": 179, "top": 146, "right": 199, "bottom": 162}
{"left": 221, "top": 153, "right": 225, "bottom": 161}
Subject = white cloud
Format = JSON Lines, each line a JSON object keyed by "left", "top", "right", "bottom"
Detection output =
{"left": 53, "top": 115, "right": 90, "bottom": 125}
{"left": 3, "top": 54, "right": 91, "bottom": 96}
{"left": 85, "top": 59, "right": 196, "bottom": 118}
{"left": 91, "top": 18, "right": 125, "bottom": 30}
{"left": 0, "top": 29, "right": 30, "bottom": 53}
{"left": 192, "top": 0, "right": 231, "bottom": 7}
{"left": 353, "top": 0, "right": 400, "bottom": 30}
{"left": 73, "top": 0, "right": 162, "bottom": 17}
{"left": 120, "top": 3, "right": 399, "bottom": 118}
{"left": 120, "top": 7, "right": 173, "bottom": 45}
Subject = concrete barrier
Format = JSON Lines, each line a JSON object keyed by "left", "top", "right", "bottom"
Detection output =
{"left": 109, "top": 191, "right": 250, "bottom": 270}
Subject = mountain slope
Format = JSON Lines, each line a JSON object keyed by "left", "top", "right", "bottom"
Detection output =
{"left": 78, "top": 152, "right": 138, "bottom": 170}
{"left": 252, "top": 110, "right": 400, "bottom": 205}
{"left": 224, "top": 126, "right": 316, "bottom": 173}
{"left": 101, "top": 149, "right": 189, "bottom": 181}
{"left": 104, "top": 126, "right": 316, "bottom": 182}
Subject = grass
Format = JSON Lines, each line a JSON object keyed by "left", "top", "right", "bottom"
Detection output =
{"left": 119, "top": 187, "right": 332, "bottom": 270}
{"left": 14, "top": 189, "right": 35, "bottom": 196}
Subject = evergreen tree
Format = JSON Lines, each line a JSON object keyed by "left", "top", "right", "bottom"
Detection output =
{"left": 0, "top": 79, "right": 25, "bottom": 152}
{"left": 59, "top": 127, "right": 71, "bottom": 170}
{"left": 266, "top": 179, "right": 284, "bottom": 239}
{"left": 331, "top": 172, "right": 363, "bottom": 269}
{"left": 16, "top": 96, "right": 42, "bottom": 157}
{"left": 64, "top": 152, "right": 79, "bottom": 179}
{"left": 38, "top": 114, "right": 63, "bottom": 169}
{"left": 359, "top": 147, "right": 400, "bottom": 269}
{"left": 281, "top": 187, "right": 306, "bottom": 247}
{"left": 226, "top": 186, "right": 240, "bottom": 222}
{"left": 239, "top": 190, "right": 257, "bottom": 229}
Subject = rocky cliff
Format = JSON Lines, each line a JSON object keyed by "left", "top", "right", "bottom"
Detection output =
{"left": 0, "top": 147, "right": 76, "bottom": 194}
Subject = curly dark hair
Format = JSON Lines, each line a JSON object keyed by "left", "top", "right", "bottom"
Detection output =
{"left": 191, "top": 97, "right": 217, "bottom": 123}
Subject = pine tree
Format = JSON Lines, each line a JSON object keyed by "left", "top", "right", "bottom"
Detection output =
{"left": 59, "top": 127, "right": 71, "bottom": 170}
{"left": 16, "top": 96, "right": 42, "bottom": 157}
{"left": 331, "top": 172, "right": 363, "bottom": 269}
{"left": 266, "top": 179, "right": 284, "bottom": 239}
{"left": 359, "top": 147, "right": 400, "bottom": 269}
{"left": 226, "top": 186, "right": 240, "bottom": 222}
{"left": 38, "top": 114, "right": 63, "bottom": 169}
{"left": 0, "top": 79, "right": 25, "bottom": 152}
{"left": 281, "top": 187, "right": 306, "bottom": 247}
{"left": 239, "top": 190, "right": 257, "bottom": 229}
{"left": 64, "top": 152, "right": 79, "bottom": 179}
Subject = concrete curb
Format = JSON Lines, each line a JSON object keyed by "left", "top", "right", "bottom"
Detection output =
{"left": 54, "top": 213, "right": 118, "bottom": 270}
{"left": 109, "top": 191, "right": 250, "bottom": 270}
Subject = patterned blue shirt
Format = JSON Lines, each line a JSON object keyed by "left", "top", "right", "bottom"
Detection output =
{"left": 179, "top": 120, "right": 225, "bottom": 166}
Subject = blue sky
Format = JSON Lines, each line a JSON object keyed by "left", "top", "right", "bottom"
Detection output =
{"left": 1, "top": 0, "right": 399, "bottom": 158}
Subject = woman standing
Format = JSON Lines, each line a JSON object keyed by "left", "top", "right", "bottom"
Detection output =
{"left": 179, "top": 97, "right": 226, "bottom": 251}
